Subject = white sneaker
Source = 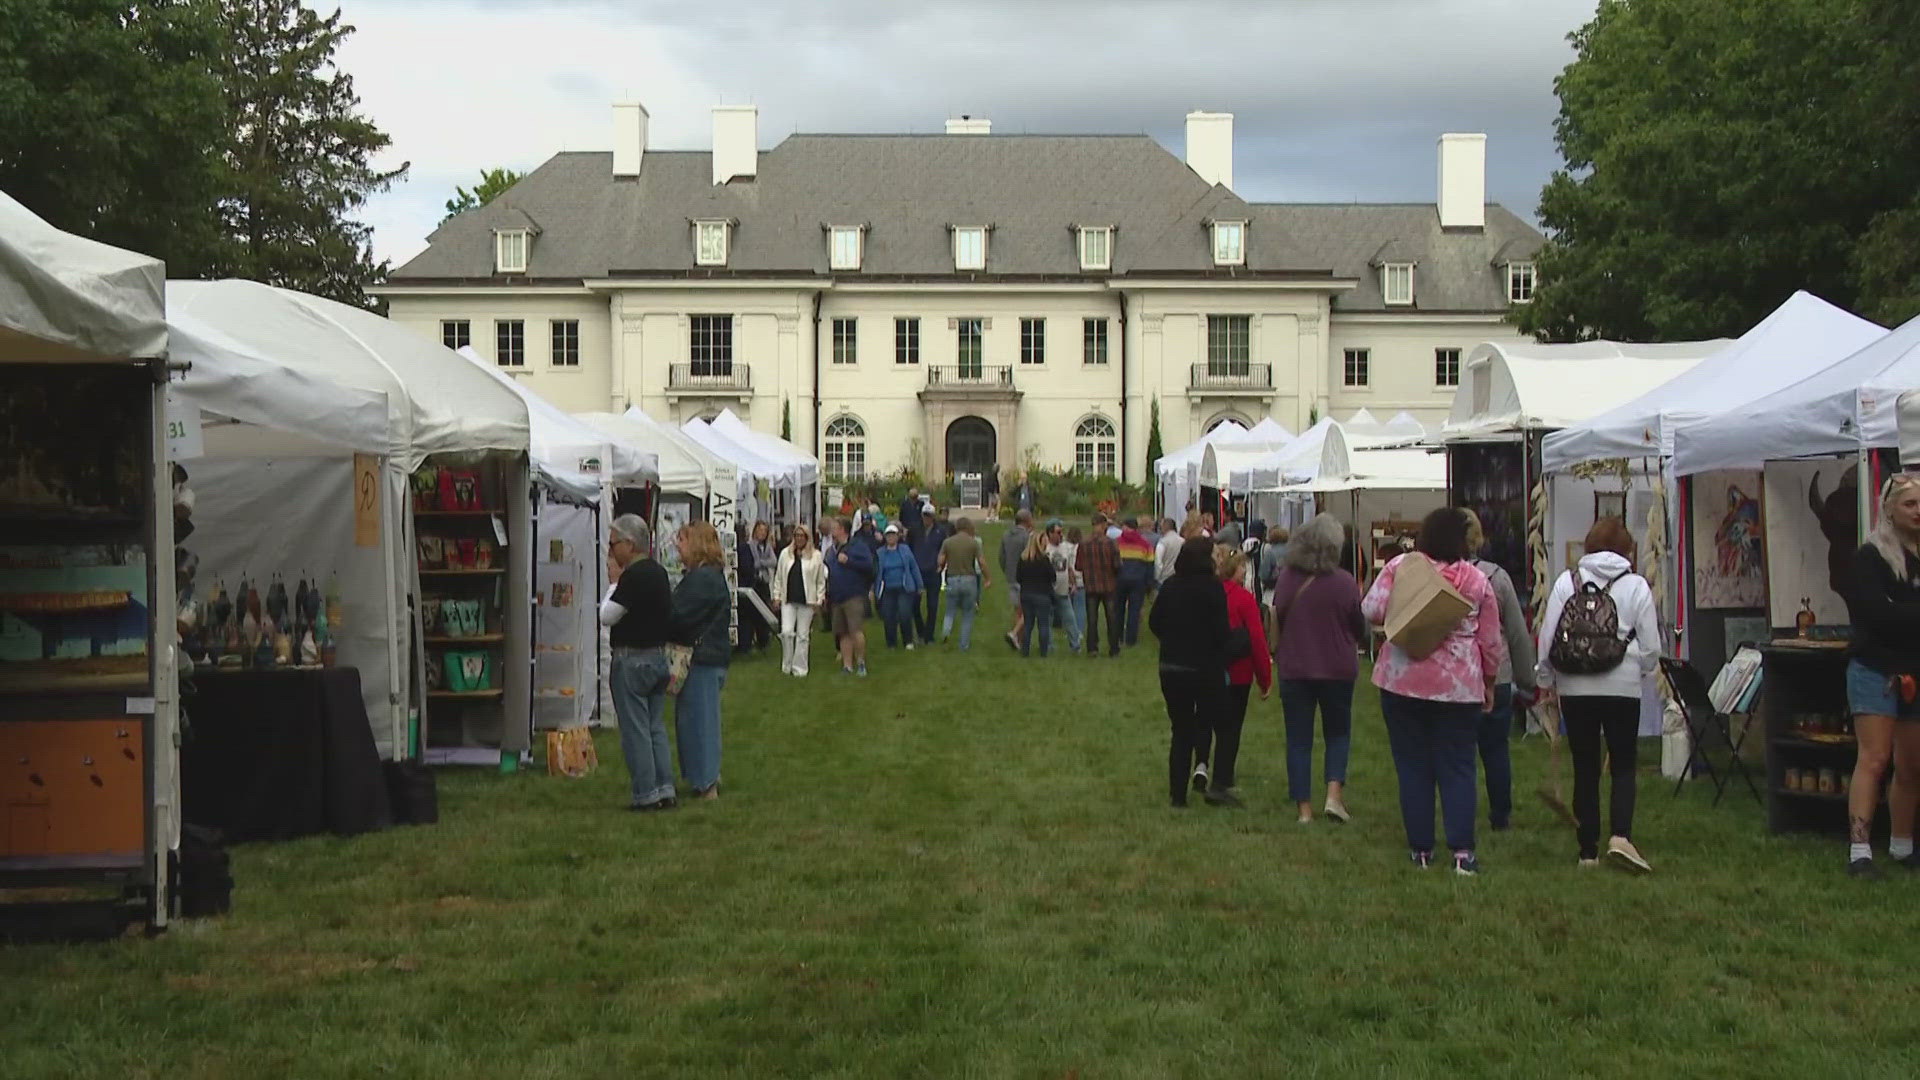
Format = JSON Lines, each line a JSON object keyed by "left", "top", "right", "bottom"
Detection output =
{"left": 1323, "top": 799, "right": 1350, "bottom": 824}
{"left": 905, "top": 642, "right": 915, "bottom": 651}
{"left": 1190, "top": 762, "right": 1209, "bottom": 792}
{"left": 1607, "top": 836, "right": 1651, "bottom": 874}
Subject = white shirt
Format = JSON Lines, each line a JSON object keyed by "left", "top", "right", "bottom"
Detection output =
{"left": 1535, "top": 551, "right": 1662, "bottom": 698}
{"left": 1154, "top": 533, "right": 1182, "bottom": 583}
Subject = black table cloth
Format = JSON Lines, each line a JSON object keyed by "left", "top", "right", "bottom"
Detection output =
{"left": 181, "top": 667, "right": 392, "bottom": 842}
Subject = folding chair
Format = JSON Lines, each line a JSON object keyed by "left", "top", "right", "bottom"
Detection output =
{"left": 1661, "top": 657, "right": 1762, "bottom": 807}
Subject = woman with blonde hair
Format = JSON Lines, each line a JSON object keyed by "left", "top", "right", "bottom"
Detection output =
{"left": 1840, "top": 473, "right": 1920, "bottom": 877}
{"left": 1015, "top": 527, "right": 1058, "bottom": 657}
{"left": 773, "top": 523, "right": 827, "bottom": 676}
{"left": 1204, "top": 544, "right": 1270, "bottom": 806}
{"left": 670, "top": 521, "right": 734, "bottom": 799}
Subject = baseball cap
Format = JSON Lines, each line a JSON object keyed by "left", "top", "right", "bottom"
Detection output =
{"left": 922, "top": 504, "right": 936, "bottom": 515}
{"left": 884, "top": 523, "right": 900, "bottom": 534}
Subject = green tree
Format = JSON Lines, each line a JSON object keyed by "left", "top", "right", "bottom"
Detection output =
{"left": 217, "top": 0, "right": 405, "bottom": 305}
{"left": 780, "top": 398, "right": 792, "bottom": 442}
{"left": 1144, "top": 397, "right": 1162, "bottom": 475}
{"left": 442, "top": 167, "right": 524, "bottom": 222}
{"left": 1851, "top": 0, "right": 1920, "bottom": 324}
{"left": 1517, "top": 0, "right": 1905, "bottom": 341}
{"left": 0, "top": 0, "right": 230, "bottom": 276}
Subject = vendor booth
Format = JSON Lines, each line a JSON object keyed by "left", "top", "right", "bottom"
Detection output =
{"left": 1, "top": 192, "right": 179, "bottom": 931}
{"left": 1204, "top": 418, "right": 1349, "bottom": 530}
{"left": 1155, "top": 420, "right": 1247, "bottom": 521}
{"left": 1263, "top": 446, "right": 1449, "bottom": 579}
{"left": 706, "top": 408, "right": 819, "bottom": 525}
{"left": 676, "top": 412, "right": 800, "bottom": 525}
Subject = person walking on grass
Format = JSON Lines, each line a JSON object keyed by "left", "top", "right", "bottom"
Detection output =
{"left": 1204, "top": 544, "right": 1271, "bottom": 808}
{"left": 913, "top": 505, "right": 950, "bottom": 645}
{"left": 1536, "top": 516, "right": 1661, "bottom": 872}
{"left": 1151, "top": 535, "right": 1231, "bottom": 808}
{"left": 1361, "top": 507, "right": 1505, "bottom": 875}
{"left": 875, "top": 523, "right": 925, "bottom": 650}
{"left": 1271, "top": 513, "right": 1365, "bottom": 825}
{"left": 1015, "top": 528, "right": 1058, "bottom": 657}
{"left": 669, "top": 521, "right": 735, "bottom": 801}
{"left": 937, "top": 516, "right": 991, "bottom": 650}
{"left": 601, "top": 515, "right": 676, "bottom": 811}
{"left": 773, "top": 524, "right": 827, "bottom": 677}
{"left": 1156, "top": 517, "right": 1185, "bottom": 585}
{"left": 1839, "top": 473, "right": 1920, "bottom": 878}
{"left": 1077, "top": 513, "right": 1122, "bottom": 658}
{"left": 1462, "top": 509, "right": 1537, "bottom": 832}
{"left": 1047, "top": 520, "right": 1083, "bottom": 653}
{"left": 826, "top": 516, "right": 874, "bottom": 676}
{"left": 1001, "top": 509, "right": 1033, "bottom": 651}
{"left": 1259, "top": 525, "right": 1291, "bottom": 596}
{"left": 1116, "top": 516, "right": 1156, "bottom": 646}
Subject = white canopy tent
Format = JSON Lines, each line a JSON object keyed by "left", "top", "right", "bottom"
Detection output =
{"left": 1896, "top": 389, "right": 1920, "bottom": 464}
{"left": 579, "top": 410, "right": 715, "bottom": 499}
{"left": 1544, "top": 292, "right": 1885, "bottom": 472}
{"left": 1155, "top": 420, "right": 1248, "bottom": 517}
{"left": 669, "top": 412, "right": 767, "bottom": 506}
{"left": 1203, "top": 418, "right": 1353, "bottom": 493}
{"left": 1260, "top": 445, "right": 1449, "bottom": 546}
{"left": 1443, "top": 339, "right": 1726, "bottom": 441}
{"left": 456, "top": 347, "right": 655, "bottom": 501}
{"left": 0, "top": 191, "right": 167, "bottom": 362}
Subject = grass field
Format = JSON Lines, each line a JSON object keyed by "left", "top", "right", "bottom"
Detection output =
{"left": 5, "top": 525, "right": 1920, "bottom": 1078}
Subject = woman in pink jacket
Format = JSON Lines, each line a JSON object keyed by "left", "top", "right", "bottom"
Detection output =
{"left": 1361, "top": 507, "right": 1506, "bottom": 875}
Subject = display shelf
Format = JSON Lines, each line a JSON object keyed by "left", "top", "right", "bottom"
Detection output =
{"left": 420, "top": 568, "right": 505, "bottom": 576}
{"left": 426, "top": 689, "right": 504, "bottom": 700}
{"left": 423, "top": 634, "right": 505, "bottom": 645}
{"left": 1759, "top": 643, "right": 1856, "bottom": 834}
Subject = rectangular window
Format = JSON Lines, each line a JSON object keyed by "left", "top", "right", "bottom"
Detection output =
{"left": 689, "top": 314, "right": 733, "bottom": 376}
{"left": 957, "top": 318, "right": 983, "bottom": 378}
{"left": 1434, "top": 347, "right": 1461, "bottom": 387}
{"left": 1508, "top": 262, "right": 1536, "bottom": 303}
{"left": 441, "top": 319, "right": 471, "bottom": 351}
{"left": 550, "top": 320, "right": 580, "bottom": 367}
{"left": 830, "top": 226, "right": 862, "bottom": 271}
{"left": 894, "top": 317, "right": 919, "bottom": 365}
{"left": 832, "top": 317, "right": 857, "bottom": 364}
{"left": 494, "top": 319, "right": 525, "bottom": 367}
{"left": 1382, "top": 263, "right": 1414, "bottom": 305}
{"left": 695, "top": 221, "right": 729, "bottom": 266}
{"left": 1078, "top": 226, "right": 1111, "bottom": 271}
{"left": 1212, "top": 221, "right": 1245, "bottom": 266}
{"left": 1206, "top": 315, "right": 1251, "bottom": 374}
{"left": 1019, "top": 317, "right": 1045, "bottom": 365}
{"left": 1082, "top": 317, "right": 1109, "bottom": 365}
{"left": 953, "top": 226, "right": 986, "bottom": 271}
{"left": 1343, "top": 348, "right": 1371, "bottom": 388}
{"left": 495, "top": 230, "right": 528, "bottom": 274}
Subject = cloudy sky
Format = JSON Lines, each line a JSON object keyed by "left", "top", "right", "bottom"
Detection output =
{"left": 333, "top": 0, "right": 1599, "bottom": 267}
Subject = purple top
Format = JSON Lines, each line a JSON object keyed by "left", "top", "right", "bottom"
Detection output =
{"left": 1270, "top": 566, "right": 1365, "bottom": 682}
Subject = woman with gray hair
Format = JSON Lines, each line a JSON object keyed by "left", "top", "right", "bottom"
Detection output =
{"left": 599, "top": 514, "right": 677, "bottom": 811}
{"left": 1269, "top": 512, "right": 1366, "bottom": 824}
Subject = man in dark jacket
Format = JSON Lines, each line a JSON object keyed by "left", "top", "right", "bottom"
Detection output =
{"left": 827, "top": 516, "right": 875, "bottom": 676}
{"left": 899, "top": 488, "right": 922, "bottom": 542}
{"left": 1077, "top": 512, "right": 1121, "bottom": 657}
{"left": 912, "top": 505, "right": 950, "bottom": 645}
{"left": 1000, "top": 509, "right": 1033, "bottom": 650}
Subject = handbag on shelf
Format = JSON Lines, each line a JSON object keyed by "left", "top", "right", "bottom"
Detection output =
{"left": 665, "top": 642, "right": 694, "bottom": 696}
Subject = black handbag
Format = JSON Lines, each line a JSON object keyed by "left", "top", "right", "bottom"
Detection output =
{"left": 1225, "top": 625, "right": 1251, "bottom": 660}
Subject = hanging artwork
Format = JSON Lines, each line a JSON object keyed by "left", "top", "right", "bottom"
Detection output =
{"left": 1762, "top": 460, "right": 1856, "bottom": 628}
{"left": 1692, "top": 469, "right": 1765, "bottom": 609}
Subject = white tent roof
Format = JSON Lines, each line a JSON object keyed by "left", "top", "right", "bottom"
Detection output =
{"left": 1, "top": 190, "right": 166, "bottom": 361}
{"left": 575, "top": 411, "right": 715, "bottom": 497}
{"left": 167, "top": 281, "right": 528, "bottom": 471}
{"left": 1896, "top": 390, "right": 1920, "bottom": 464}
{"left": 1345, "top": 408, "right": 1378, "bottom": 427}
{"left": 1442, "top": 338, "right": 1725, "bottom": 440}
{"left": 1155, "top": 420, "right": 1250, "bottom": 480}
{"left": 1542, "top": 292, "right": 1885, "bottom": 472}
{"left": 1208, "top": 418, "right": 1352, "bottom": 490}
{"left": 1246, "top": 417, "right": 1294, "bottom": 442}
{"left": 709, "top": 408, "right": 818, "bottom": 488}
{"left": 1673, "top": 312, "right": 1920, "bottom": 476}
{"left": 1274, "top": 446, "right": 1448, "bottom": 493}
{"left": 680, "top": 414, "right": 799, "bottom": 491}
{"left": 169, "top": 316, "right": 391, "bottom": 456}
{"left": 453, "top": 348, "right": 655, "bottom": 501}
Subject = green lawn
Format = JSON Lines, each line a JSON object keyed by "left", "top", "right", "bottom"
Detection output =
{"left": 5, "top": 525, "right": 1919, "bottom": 1078}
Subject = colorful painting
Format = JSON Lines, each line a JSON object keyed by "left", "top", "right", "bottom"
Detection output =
{"left": 1691, "top": 470, "right": 1766, "bottom": 610}
{"left": 1761, "top": 461, "right": 1855, "bottom": 628}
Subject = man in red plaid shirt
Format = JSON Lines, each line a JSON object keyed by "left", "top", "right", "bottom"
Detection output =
{"left": 1075, "top": 512, "right": 1122, "bottom": 657}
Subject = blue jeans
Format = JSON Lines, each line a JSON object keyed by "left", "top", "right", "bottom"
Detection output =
{"left": 879, "top": 587, "right": 917, "bottom": 647}
{"left": 674, "top": 663, "right": 728, "bottom": 793}
{"left": 612, "top": 647, "right": 673, "bottom": 806}
{"left": 1478, "top": 684, "right": 1515, "bottom": 828}
{"left": 1019, "top": 590, "right": 1053, "bottom": 656}
{"left": 1379, "top": 689, "right": 1481, "bottom": 854}
{"left": 1058, "top": 591, "right": 1084, "bottom": 652}
{"left": 1117, "top": 565, "right": 1151, "bottom": 645}
{"left": 1279, "top": 678, "right": 1354, "bottom": 804}
{"left": 916, "top": 575, "right": 942, "bottom": 643}
{"left": 1847, "top": 658, "right": 1907, "bottom": 716}
{"left": 943, "top": 574, "right": 980, "bottom": 649}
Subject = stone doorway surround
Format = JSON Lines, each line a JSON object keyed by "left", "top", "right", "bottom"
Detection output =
{"left": 920, "top": 393, "right": 1021, "bottom": 483}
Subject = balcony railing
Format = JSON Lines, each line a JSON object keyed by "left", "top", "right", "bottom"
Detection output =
{"left": 667, "top": 363, "right": 752, "bottom": 392}
{"left": 924, "top": 364, "right": 1015, "bottom": 389}
{"left": 1188, "top": 363, "right": 1272, "bottom": 392}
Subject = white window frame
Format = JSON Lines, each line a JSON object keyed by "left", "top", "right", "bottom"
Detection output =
{"left": 829, "top": 226, "right": 863, "bottom": 271}
{"left": 953, "top": 226, "right": 987, "bottom": 271}
{"left": 441, "top": 319, "right": 471, "bottom": 351}
{"left": 1508, "top": 262, "right": 1536, "bottom": 304}
{"left": 1342, "top": 347, "right": 1370, "bottom": 388}
{"left": 495, "top": 319, "right": 526, "bottom": 368}
{"left": 494, "top": 229, "right": 529, "bottom": 274}
{"left": 1211, "top": 221, "right": 1246, "bottom": 267}
{"left": 1434, "top": 346, "right": 1461, "bottom": 388}
{"left": 1078, "top": 226, "right": 1112, "bottom": 271}
{"left": 550, "top": 319, "right": 581, "bottom": 369}
{"left": 695, "top": 220, "right": 730, "bottom": 267}
{"left": 823, "top": 415, "right": 866, "bottom": 480}
{"left": 1382, "top": 263, "right": 1414, "bottom": 306}
{"left": 1073, "top": 415, "right": 1118, "bottom": 477}
{"left": 1082, "top": 317, "right": 1109, "bottom": 365}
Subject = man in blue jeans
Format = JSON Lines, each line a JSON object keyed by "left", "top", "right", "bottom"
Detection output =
{"left": 937, "top": 516, "right": 991, "bottom": 650}
{"left": 599, "top": 515, "right": 677, "bottom": 810}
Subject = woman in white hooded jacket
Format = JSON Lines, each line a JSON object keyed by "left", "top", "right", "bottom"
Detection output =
{"left": 773, "top": 525, "right": 829, "bottom": 676}
{"left": 1536, "top": 517, "right": 1662, "bottom": 873}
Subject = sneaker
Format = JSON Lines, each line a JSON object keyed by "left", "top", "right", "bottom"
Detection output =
{"left": 1005, "top": 632, "right": 1018, "bottom": 652}
{"left": 1409, "top": 850, "right": 1433, "bottom": 869}
{"left": 839, "top": 666, "right": 854, "bottom": 676}
{"left": 1577, "top": 858, "right": 1600, "bottom": 869}
{"left": 1848, "top": 857, "right": 1883, "bottom": 879}
{"left": 1190, "top": 762, "right": 1209, "bottom": 793}
{"left": 905, "top": 642, "right": 915, "bottom": 651}
{"left": 1606, "top": 836, "right": 1652, "bottom": 874}
{"left": 1324, "top": 799, "right": 1350, "bottom": 824}
{"left": 1895, "top": 851, "right": 1920, "bottom": 870}
{"left": 1453, "top": 852, "right": 1481, "bottom": 876}
{"left": 1204, "top": 788, "right": 1244, "bottom": 809}
{"left": 856, "top": 663, "right": 868, "bottom": 677}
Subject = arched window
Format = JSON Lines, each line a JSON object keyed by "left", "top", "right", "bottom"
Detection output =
{"left": 1074, "top": 415, "right": 1117, "bottom": 477}
{"left": 1205, "top": 411, "right": 1250, "bottom": 433}
{"left": 824, "top": 415, "right": 866, "bottom": 479}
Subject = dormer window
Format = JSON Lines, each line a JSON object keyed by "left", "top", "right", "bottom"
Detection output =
{"left": 1382, "top": 262, "right": 1415, "bottom": 305}
{"left": 695, "top": 220, "right": 730, "bottom": 266}
{"left": 953, "top": 226, "right": 987, "bottom": 271}
{"left": 1507, "top": 261, "right": 1536, "bottom": 303}
{"left": 495, "top": 229, "right": 529, "bottom": 274}
{"left": 1078, "top": 226, "right": 1112, "bottom": 271}
{"left": 1211, "top": 221, "right": 1245, "bottom": 266}
{"left": 829, "top": 226, "right": 863, "bottom": 271}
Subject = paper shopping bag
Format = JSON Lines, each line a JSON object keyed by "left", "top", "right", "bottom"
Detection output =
{"left": 1383, "top": 553, "right": 1470, "bottom": 661}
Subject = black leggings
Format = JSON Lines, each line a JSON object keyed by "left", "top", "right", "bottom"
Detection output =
{"left": 1213, "top": 683, "right": 1252, "bottom": 790}
{"left": 1160, "top": 668, "right": 1224, "bottom": 805}
{"left": 1563, "top": 694, "right": 1640, "bottom": 859}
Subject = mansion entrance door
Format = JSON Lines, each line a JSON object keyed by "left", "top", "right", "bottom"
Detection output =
{"left": 946, "top": 415, "right": 996, "bottom": 480}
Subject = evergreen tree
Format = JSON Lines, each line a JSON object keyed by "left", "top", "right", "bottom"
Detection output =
{"left": 1144, "top": 397, "right": 1163, "bottom": 474}
{"left": 781, "top": 398, "right": 792, "bottom": 441}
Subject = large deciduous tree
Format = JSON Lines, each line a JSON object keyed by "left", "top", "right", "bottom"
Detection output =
{"left": 443, "top": 167, "right": 524, "bottom": 223}
{"left": 1517, "top": 0, "right": 1912, "bottom": 341}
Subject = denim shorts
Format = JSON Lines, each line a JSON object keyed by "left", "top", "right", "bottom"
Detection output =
{"left": 1846, "top": 659, "right": 1917, "bottom": 719}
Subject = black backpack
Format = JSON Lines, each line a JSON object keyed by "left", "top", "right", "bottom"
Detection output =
{"left": 1548, "top": 570, "right": 1635, "bottom": 675}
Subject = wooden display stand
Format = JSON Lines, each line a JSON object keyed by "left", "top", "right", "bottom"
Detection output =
{"left": 1759, "top": 641, "right": 1881, "bottom": 835}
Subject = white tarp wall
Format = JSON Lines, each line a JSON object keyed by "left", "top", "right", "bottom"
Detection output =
{"left": 534, "top": 494, "right": 599, "bottom": 729}
{"left": 1157, "top": 420, "right": 1249, "bottom": 518}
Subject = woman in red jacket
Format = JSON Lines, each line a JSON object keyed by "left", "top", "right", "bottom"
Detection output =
{"left": 1205, "top": 545, "right": 1272, "bottom": 807}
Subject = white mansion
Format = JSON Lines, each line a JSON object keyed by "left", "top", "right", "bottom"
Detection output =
{"left": 376, "top": 105, "right": 1541, "bottom": 484}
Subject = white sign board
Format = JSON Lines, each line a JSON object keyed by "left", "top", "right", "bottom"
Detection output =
{"left": 164, "top": 389, "right": 204, "bottom": 461}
